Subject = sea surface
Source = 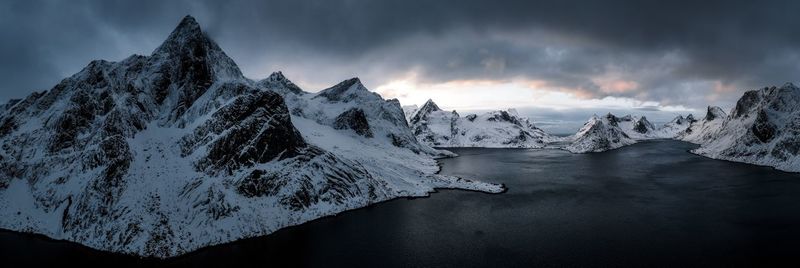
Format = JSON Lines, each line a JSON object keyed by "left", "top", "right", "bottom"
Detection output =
{"left": 3, "top": 140, "right": 800, "bottom": 267}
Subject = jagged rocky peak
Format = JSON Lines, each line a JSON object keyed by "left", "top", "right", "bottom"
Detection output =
{"left": 409, "top": 99, "right": 441, "bottom": 125}
{"left": 731, "top": 83, "right": 799, "bottom": 119}
{"left": 420, "top": 99, "right": 441, "bottom": 112}
{"left": 604, "top": 113, "right": 620, "bottom": 126}
{"left": 632, "top": 116, "right": 655, "bottom": 134}
{"left": 705, "top": 106, "right": 726, "bottom": 121}
{"left": 257, "top": 71, "right": 304, "bottom": 95}
{"left": 670, "top": 115, "right": 686, "bottom": 124}
{"left": 151, "top": 15, "right": 242, "bottom": 80}
{"left": 314, "top": 77, "right": 370, "bottom": 101}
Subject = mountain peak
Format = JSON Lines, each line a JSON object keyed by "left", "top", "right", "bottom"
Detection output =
{"left": 337, "top": 77, "right": 364, "bottom": 91}
{"left": 149, "top": 15, "right": 242, "bottom": 83}
{"left": 153, "top": 15, "right": 205, "bottom": 55}
{"left": 421, "top": 99, "right": 440, "bottom": 112}
{"left": 258, "top": 71, "right": 304, "bottom": 94}
{"left": 314, "top": 77, "right": 368, "bottom": 101}
{"left": 408, "top": 99, "right": 441, "bottom": 125}
{"left": 269, "top": 71, "right": 287, "bottom": 80}
{"left": 705, "top": 106, "right": 726, "bottom": 121}
{"left": 176, "top": 15, "right": 201, "bottom": 32}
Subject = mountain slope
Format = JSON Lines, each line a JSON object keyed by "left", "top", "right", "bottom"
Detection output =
{"left": 691, "top": 83, "right": 800, "bottom": 172}
{"left": 407, "top": 100, "right": 554, "bottom": 148}
{"left": 679, "top": 106, "right": 726, "bottom": 143}
{"left": 566, "top": 114, "right": 636, "bottom": 153}
{"left": 0, "top": 16, "right": 502, "bottom": 258}
{"left": 655, "top": 114, "right": 696, "bottom": 139}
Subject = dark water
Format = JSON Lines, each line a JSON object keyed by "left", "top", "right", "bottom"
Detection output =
{"left": 3, "top": 140, "right": 800, "bottom": 267}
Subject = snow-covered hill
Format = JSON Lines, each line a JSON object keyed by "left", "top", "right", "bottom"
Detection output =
{"left": 0, "top": 16, "right": 502, "bottom": 258}
{"left": 691, "top": 83, "right": 800, "bottom": 172}
{"left": 565, "top": 114, "right": 637, "bottom": 153}
{"left": 407, "top": 100, "right": 554, "bottom": 148}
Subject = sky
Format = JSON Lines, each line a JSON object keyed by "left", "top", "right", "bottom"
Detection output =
{"left": 1, "top": 0, "right": 799, "bottom": 125}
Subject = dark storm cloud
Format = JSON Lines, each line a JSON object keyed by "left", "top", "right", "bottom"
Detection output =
{"left": 1, "top": 0, "right": 799, "bottom": 109}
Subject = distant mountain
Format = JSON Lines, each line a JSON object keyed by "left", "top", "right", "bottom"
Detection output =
{"left": 655, "top": 114, "right": 697, "bottom": 139}
{"left": 406, "top": 99, "right": 554, "bottom": 148}
{"left": 607, "top": 114, "right": 659, "bottom": 139}
{"left": 566, "top": 114, "right": 636, "bottom": 153}
{"left": 0, "top": 16, "right": 502, "bottom": 258}
{"left": 691, "top": 83, "right": 800, "bottom": 172}
{"left": 678, "top": 106, "right": 726, "bottom": 144}
{"left": 565, "top": 82, "right": 800, "bottom": 172}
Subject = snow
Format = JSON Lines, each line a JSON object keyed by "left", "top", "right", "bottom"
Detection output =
{"left": 0, "top": 15, "right": 502, "bottom": 259}
{"left": 407, "top": 100, "right": 555, "bottom": 148}
{"left": 564, "top": 114, "right": 636, "bottom": 153}
{"left": 689, "top": 83, "right": 800, "bottom": 172}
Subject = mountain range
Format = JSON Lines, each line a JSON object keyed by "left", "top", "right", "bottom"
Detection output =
{"left": 2, "top": 14, "right": 800, "bottom": 259}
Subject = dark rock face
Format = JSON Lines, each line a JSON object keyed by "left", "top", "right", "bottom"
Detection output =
{"left": 466, "top": 114, "right": 477, "bottom": 122}
{"left": 49, "top": 89, "right": 110, "bottom": 152}
{"left": 237, "top": 170, "right": 284, "bottom": 198}
{"left": 771, "top": 117, "right": 800, "bottom": 160}
{"left": 733, "top": 89, "right": 764, "bottom": 118}
{"left": 751, "top": 110, "right": 776, "bottom": 143}
{"left": 604, "top": 113, "right": 620, "bottom": 127}
{"left": 705, "top": 107, "right": 722, "bottom": 121}
{"left": 64, "top": 135, "right": 133, "bottom": 233}
{"left": 487, "top": 111, "right": 521, "bottom": 126}
{"left": 333, "top": 108, "right": 373, "bottom": 138}
{"left": 633, "top": 121, "right": 649, "bottom": 133}
{"left": 632, "top": 116, "right": 654, "bottom": 134}
{"left": 182, "top": 90, "right": 307, "bottom": 175}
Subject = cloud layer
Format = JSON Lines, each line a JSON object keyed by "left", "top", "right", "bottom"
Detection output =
{"left": 2, "top": 0, "right": 799, "bottom": 111}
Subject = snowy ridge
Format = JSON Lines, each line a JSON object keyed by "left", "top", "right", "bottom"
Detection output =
{"left": 691, "top": 83, "right": 800, "bottom": 172}
{"left": 655, "top": 114, "right": 696, "bottom": 139}
{"left": 0, "top": 16, "right": 502, "bottom": 258}
{"left": 678, "top": 106, "right": 725, "bottom": 144}
{"left": 407, "top": 99, "right": 555, "bottom": 148}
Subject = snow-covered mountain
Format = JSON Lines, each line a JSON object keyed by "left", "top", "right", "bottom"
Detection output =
{"left": 566, "top": 112, "right": 708, "bottom": 153}
{"left": 679, "top": 106, "right": 726, "bottom": 144}
{"left": 407, "top": 100, "right": 554, "bottom": 148}
{"left": 654, "top": 114, "right": 696, "bottom": 139}
{"left": 607, "top": 114, "right": 660, "bottom": 139}
{"left": 0, "top": 16, "right": 502, "bottom": 258}
{"left": 565, "top": 114, "right": 637, "bottom": 153}
{"left": 691, "top": 83, "right": 800, "bottom": 172}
